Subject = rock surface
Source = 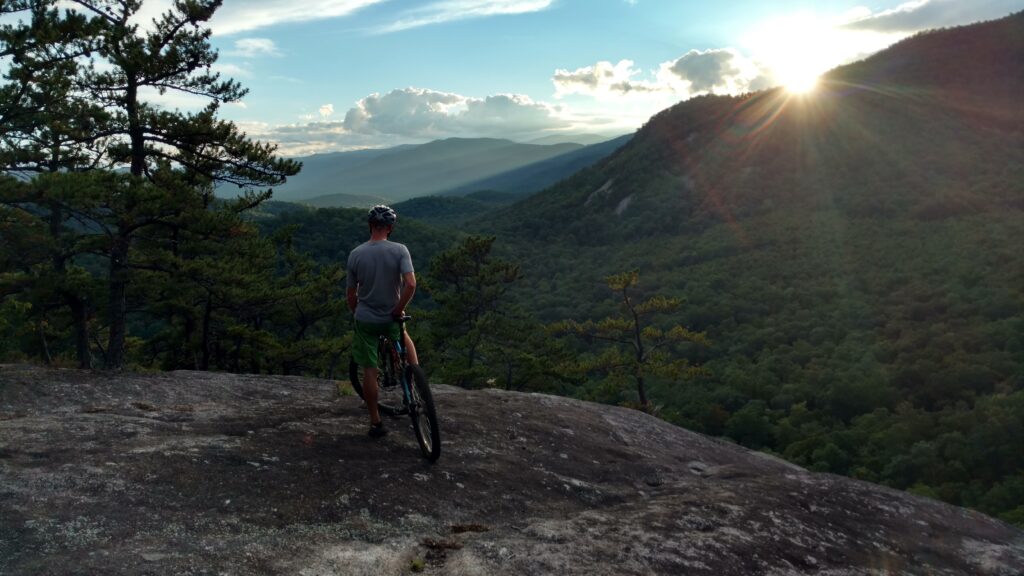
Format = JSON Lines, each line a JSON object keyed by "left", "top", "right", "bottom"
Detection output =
{"left": 0, "top": 364, "right": 1022, "bottom": 575}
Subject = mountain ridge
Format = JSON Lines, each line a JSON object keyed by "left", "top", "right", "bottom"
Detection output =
{"left": 466, "top": 11, "right": 1024, "bottom": 523}
{"left": 442, "top": 133, "right": 633, "bottom": 197}
{"left": 225, "top": 135, "right": 631, "bottom": 207}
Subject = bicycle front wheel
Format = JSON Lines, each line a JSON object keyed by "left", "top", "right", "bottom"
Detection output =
{"left": 407, "top": 365, "right": 441, "bottom": 462}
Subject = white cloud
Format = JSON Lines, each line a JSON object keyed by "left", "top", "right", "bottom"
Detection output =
{"left": 212, "top": 62, "right": 252, "bottom": 79}
{"left": 238, "top": 119, "right": 427, "bottom": 156}
{"left": 458, "top": 94, "right": 568, "bottom": 134}
{"left": 376, "top": 0, "right": 555, "bottom": 33}
{"left": 238, "top": 87, "right": 576, "bottom": 155}
{"left": 661, "top": 49, "right": 773, "bottom": 94}
{"left": 58, "top": 0, "right": 385, "bottom": 36}
{"left": 270, "top": 76, "right": 305, "bottom": 84}
{"left": 342, "top": 87, "right": 569, "bottom": 137}
{"left": 86, "top": 0, "right": 551, "bottom": 36}
{"left": 343, "top": 88, "right": 466, "bottom": 136}
{"left": 554, "top": 51, "right": 772, "bottom": 102}
{"left": 841, "top": 0, "right": 1023, "bottom": 32}
{"left": 211, "top": 0, "right": 387, "bottom": 35}
{"left": 225, "top": 38, "right": 281, "bottom": 58}
{"left": 553, "top": 60, "right": 662, "bottom": 98}
{"left": 137, "top": 86, "right": 210, "bottom": 110}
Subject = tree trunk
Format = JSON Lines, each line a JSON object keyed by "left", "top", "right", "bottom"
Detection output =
{"left": 326, "top": 351, "right": 340, "bottom": 380}
{"left": 105, "top": 234, "right": 130, "bottom": 369}
{"left": 126, "top": 79, "right": 145, "bottom": 178}
{"left": 201, "top": 295, "right": 212, "bottom": 371}
{"left": 105, "top": 77, "right": 141, "bottom": 370}
{"left": 68, "top": 296, "right": 91, "bottom": 369}
{"left": 38, "top": 317, "right": 52, "bottom": 365}
{"left": 636, "top": 374, "right": 650, "bottom": 412}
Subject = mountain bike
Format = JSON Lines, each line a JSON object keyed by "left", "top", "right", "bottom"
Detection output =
{"left": 349, "top": 316, "right": 441, "bottom": 462}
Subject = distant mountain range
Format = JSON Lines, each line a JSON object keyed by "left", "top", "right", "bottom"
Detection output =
{"left": 219, "top": 135, "right": 630, "bottom": 208}
{"left": 441, "top": 134, "right": 632, "bottom": 197}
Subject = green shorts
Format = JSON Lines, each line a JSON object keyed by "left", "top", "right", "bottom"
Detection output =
{"left": 352, "top": 320, "right": 401, "bottom": 369}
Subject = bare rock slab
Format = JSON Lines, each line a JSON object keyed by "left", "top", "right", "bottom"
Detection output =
{"left": 0, "top": 365, "right": 1022, "bottom": 575}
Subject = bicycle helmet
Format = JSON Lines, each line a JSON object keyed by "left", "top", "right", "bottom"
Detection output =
{"left": 367, "top": 204, "right": 397, "bottom": 226}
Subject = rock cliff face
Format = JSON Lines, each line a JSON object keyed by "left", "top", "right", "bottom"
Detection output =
{"left": 0, "top": 365, "right": 1021, "bottom": 575}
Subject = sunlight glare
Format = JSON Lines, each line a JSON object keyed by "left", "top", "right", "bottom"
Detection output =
{"left": 782, "top": 70, "right": 819, "bottom": 94}
{"left": 743, "top": 12, "right": 900, "bottom": 95}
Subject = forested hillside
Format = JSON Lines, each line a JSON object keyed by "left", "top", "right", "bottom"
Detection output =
{"left": 2, "top": 1, "right": 1022, "bottom": 529}
{"left": 476, "top": 13, "right": 1024, "bottom": 525}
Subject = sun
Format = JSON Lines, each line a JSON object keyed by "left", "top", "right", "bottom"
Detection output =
{"left": 781, "top": 69, "right": 820, "bottom": 94}
{"left": 742, "top": 13, "right": 851, "bottom": 96}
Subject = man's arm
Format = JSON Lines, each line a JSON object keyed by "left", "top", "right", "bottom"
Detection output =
{"left": 392, "top": 271, "right": 416, "bottom": 318}
{"left": 347, "top": 286, "right": 358, "bottom": 313}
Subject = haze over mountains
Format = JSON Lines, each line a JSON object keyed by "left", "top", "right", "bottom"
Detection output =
{"left": 238, "top": 135, "right": 631, "bottom": 208}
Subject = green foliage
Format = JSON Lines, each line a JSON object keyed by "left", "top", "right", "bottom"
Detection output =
{"left": 0, "top": 6, "right": 1020, "bottom": 529}
{"left": 393, "top": 193, "right": 516, "bottom": 228}
{"left": 0, "top": 1, "right": 301, "bottom": 369}
{"left": 555, "top": 270, "right": 708, "bottom": 412}
{"left": 468, "top": 15, "right": 1024, "bottom": 524}
{"left": 422, "top": 236, "right": 569, "bottom": 391}
{"left": 0, "top": 299, "right": 32, "bottom": 361}
{"left": 255, "top": 206, "right": 454, "bottom": 269}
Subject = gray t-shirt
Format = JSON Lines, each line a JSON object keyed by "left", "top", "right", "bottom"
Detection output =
{"left": 346, "top": 239, "right": 414, "bottom": 323}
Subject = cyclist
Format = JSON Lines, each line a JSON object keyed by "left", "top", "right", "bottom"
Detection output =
{"left": 346, "top": 205, "right": 420, "bottom": 438}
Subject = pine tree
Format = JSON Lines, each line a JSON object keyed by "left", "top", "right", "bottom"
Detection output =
{"left": 2, "top": 0, "right": 300, "bottom": 368}
{"left": 555, "top": 270, "right": 709, "bottom": 412}
{"left": 423, "top": 235, "right": 571, "bottom": 389}
{"left": 1, "top": 2, "right": 107, "bottom": 366}
{"left": 424, "top": 236, "right": 520, "bottom": 387}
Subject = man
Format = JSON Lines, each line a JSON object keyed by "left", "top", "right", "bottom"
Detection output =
{"left": 346, "top": 205, "right": 419, "bottom": 438}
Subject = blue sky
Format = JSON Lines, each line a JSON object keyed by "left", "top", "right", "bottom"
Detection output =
{"left": 132, "top": 0, "right": 1024, "bottom": 155}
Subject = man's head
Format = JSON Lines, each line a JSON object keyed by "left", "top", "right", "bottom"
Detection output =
{"left": 367, "top": 204, "right": 397, "bottom": 234}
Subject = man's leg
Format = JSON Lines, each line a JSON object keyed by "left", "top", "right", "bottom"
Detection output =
{"left": 353, "top": 321, "right": 386, "bottom": 436}
{"left": 404, "top": 332, "right": 419, "bottom": 366}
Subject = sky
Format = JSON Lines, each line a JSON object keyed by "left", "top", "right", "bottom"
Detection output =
{"left": 126, "top": 0, "right": 1024, "bottom": 156}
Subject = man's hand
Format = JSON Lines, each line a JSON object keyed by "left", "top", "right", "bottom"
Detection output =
{"left": 346, "top": 286, "right": 358, "bottom": 314}
{"left": 392, "top": 271, "right": 416, "bottom": 321}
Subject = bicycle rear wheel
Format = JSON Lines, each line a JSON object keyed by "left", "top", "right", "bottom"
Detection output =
{"left": 407, "top": 364, "right": 441, "bottom": 462}
{"left": 348, "top": 358, "right": 365, "bottom": 400}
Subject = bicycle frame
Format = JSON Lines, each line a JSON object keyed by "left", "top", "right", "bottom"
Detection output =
{"left": 351, "top": 316, "right": 440, "bottom": 461}
{"left": 377, "top": 323, "right": 416, "bottom": 414}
